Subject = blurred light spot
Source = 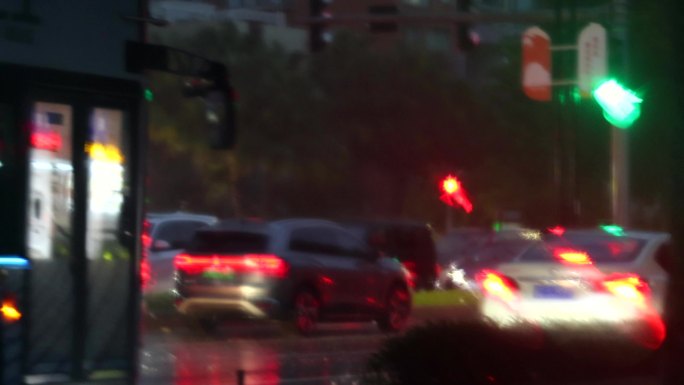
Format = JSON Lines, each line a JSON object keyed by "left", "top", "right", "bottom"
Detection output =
{"left": 547, "top": 225, "right": 565, "bottom": 236}
{"left": 1, "top": 298, "right": 21, "bottom": 322}
{"left": 521, "top": 230, "right": 541, "bottom": 240}
{"left": 478, "top": 270, "right": 518, "bottom": 302}
{"left": 600, "top": 224, "right": 624, "bottom": 237}
{"left": 553, "top": 248, "right": 592, "bottom": 265}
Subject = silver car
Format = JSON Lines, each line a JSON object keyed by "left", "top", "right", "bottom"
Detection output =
{"left": 174, "top": 218, "right": 412, "bottom": 334}
{"left": 478, "top": 228, "right": 671, "bottom": 349}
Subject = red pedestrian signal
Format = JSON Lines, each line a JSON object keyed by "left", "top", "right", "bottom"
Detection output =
{"left": 442, "top": 175, "right": 460, "bottom": 195}
{"left": 440, "top": 175, "right": 473, "bottom": 213}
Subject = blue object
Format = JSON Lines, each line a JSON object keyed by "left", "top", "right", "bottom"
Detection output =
{"left": 0, "top": 255, "right": 30, "bottom": 269}
{"left": 533, "top": 285, "right": 574, "bottom": 299}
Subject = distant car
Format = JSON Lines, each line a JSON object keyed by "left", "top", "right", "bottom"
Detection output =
{"left": 478, "top": 228, "right": 672, "bottom": 349}
{"left": 339, "top": 220, "right": 439, "bottom": 290}
{"left": 143, "top": 212, "right": 218, "bottom": 294}
{"left": 174, "top": 218, "right": 412, "bottom": 334}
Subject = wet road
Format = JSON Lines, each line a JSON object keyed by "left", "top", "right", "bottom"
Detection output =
{"left": 141, "top": 322, "right": 386, "bottom": 385}
{"left": 139, "top": 307, "right": 661, "bottom": 385}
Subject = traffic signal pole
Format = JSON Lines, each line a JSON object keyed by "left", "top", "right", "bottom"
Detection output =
{"left": 611, "top": 0, "right": 630, "bottom": 227}
{"left": 611, "top": 126, "right": 629, "bottom": 226}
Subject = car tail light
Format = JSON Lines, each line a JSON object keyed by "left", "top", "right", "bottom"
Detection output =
{"left": 174, "top": 253, "right": 289, "bottom": 278}
{"left": 140, "top": 219, "right": 152, "bottom": 289}
{"left": 243, "top": 254, "right": 289, "bottom": 278}
{"left": 476, "top": 270, "right": 519, "bottom": 302}
{"left": 140, "top": 257, "right": 152, "bottom": 289}
{"left": 601, "top": 273, "right": 650, "bottom": 306}
{"left": 547, "top": 225, "right": 566, "bottom": 236}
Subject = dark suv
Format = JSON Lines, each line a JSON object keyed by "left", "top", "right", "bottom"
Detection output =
{"left": 340, "top": 220, "right": 439, "bottom": 290}
{"left": 174, "top": 218, "right": 412, "bottom": 334}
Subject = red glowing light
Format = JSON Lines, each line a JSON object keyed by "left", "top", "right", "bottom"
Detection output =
{"left": 477, "top": 270, "right": 518, "bottom": 302}
{"left": 401, "top": 261, "right": 416, "bottom": 288}
{"left": 321, "top": 276, "right": 334, "bottom": 285}
{"left": 602, "top": 273, "right": 650, "bottom": 306}
{"left": 547, "top": 226, "right": 565, "bottom": 236}
{"left": 140, "top": 220, "right": 153, "bottom": 289}
{"left": 30, "top": 131, "right": 62, "bottom": 152}
{"left": 140, "top": 257, "right": 152, "bottom": 289}
{"left": 442, "top": 175, "right": 460, "bottom": 194}
{"left": 440, "top": 175, "right": 473, "bottom": 213}
{"left": 174, "top": 254, "right": 289, "bottom": 278}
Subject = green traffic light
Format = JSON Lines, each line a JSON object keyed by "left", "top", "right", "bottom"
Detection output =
{"left": 592, "top": 79, "right": 642, "bottom": 129}
{"left": 144, "top": 88, "right": 154, "bottom": 102}
{"left": 600, "top": 224, "right": 625, "bottom": 237}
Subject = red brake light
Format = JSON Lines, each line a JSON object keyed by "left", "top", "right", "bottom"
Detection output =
{"left": 174, "top": 253, "right": 289, "bottom": 278}
{"left": 602, "top": 273, "right": 650, "bottom": 306}
{"left": 141, "top": 220, "right": 152, "bottom": 250}
{"left": 547, "top": 226, "right": 565, "bottom": 236}
{"left": 477, "top": 270, "right": 519, "bottom": 302}
{"left": 140, "top": 219, "right": 152, "bottom": 289}
{"left": 140, "top": 257, "right": 152, "bottom": 289}
{"left": 244, "top": 254, "right": 289, "bottom": 278}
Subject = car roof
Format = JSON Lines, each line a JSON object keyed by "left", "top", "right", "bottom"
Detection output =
{"left": 199, "top": 218, "right": 344, "bottom": 234}
{"left": 337, "top": 219, "right": 433, "bottom": 232}
{"left": 548, "top": 228, "right": 670, "bottom": 242}
{"left": 147, "top": 211, "right": 218, "bottom": 224}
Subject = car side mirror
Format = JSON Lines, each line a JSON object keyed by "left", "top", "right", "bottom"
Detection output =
{"left": 151, "top": 239, "right": 172, "bottom": 251}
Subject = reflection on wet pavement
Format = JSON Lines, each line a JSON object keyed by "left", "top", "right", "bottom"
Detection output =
{"left": 141, "top": 322, "right": 385, "bottom": 385}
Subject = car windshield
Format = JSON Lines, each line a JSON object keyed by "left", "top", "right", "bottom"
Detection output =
{"left": 187, "top": 231, "right": 268, "bottom": 254}
{"left": 518, "top": 235, "right": 646, "bottom": 263}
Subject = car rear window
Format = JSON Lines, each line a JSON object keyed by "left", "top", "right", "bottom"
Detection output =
{"left": 518, "top": 236, "right": 645, "bottom": 263}
{"left": 187, "top": 231, "right": 268, "bottom": 254}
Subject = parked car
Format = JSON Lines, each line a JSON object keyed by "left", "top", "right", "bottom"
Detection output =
{"left": 478, "top": 228, "right": 672, "bottom": 349}
{"left": 143, "top": 212, "right": 218, "bottom": 294}
{"left": 173, "top": 218, "right": 412, "bottom": 334}
{"left": 339, "top": 220, "right": 439, "bottom": 290}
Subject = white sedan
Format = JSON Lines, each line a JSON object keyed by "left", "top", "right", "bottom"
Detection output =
{"left": 477, "top": 228, "right": 671, "bottom": 349}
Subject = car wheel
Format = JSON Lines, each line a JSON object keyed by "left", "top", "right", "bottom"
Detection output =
{"left": 292, "top": 290, "right": 319, "bottom": 335}
{"left": 377, "top": 286, "right": 411, "bottom": 332}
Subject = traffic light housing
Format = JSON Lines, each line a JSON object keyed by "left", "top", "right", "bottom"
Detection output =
{"left": 592, "top": 79, "right": 642, "bottom": 129}
{"left": 368, "top": 4, "right": 398, "bottom": 33}
{"left": 456, "top": 0, "right": 477, "bottom": 51}
{"left": 309, "top": 0, "right": 332, "bottom": 52}
{"left": 182, "top": 63, "right": 237, "bottom": 149}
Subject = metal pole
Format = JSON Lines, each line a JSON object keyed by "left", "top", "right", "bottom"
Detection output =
{"left": 611, "top": 126, "right": 629, "bottom": 226}
{"left": 611, "top": 0, "right": 630, "bottom": 227}
{"left": 445, "top": 206, "right": 453, "bottom": 233}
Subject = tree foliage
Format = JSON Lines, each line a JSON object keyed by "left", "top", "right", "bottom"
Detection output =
{"left": 145, "top": 21, "right": 642, "bottom": 229}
